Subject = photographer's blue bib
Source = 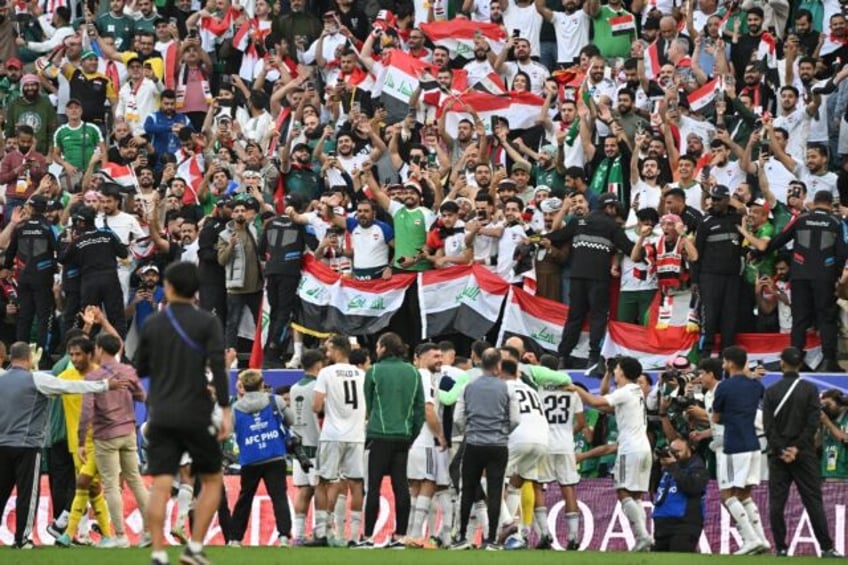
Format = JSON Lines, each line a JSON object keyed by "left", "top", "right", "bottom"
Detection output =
{"left": 234, "top": 404, "right": 287, "bottom": 466}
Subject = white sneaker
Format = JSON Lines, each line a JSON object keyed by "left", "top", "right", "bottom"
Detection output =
{"left": 755, "top": 538, "right": 772, "bottom": 554}
{"left": 278, "top": 536, "right": 290, "bottom": 548}
{"left": 734, "top": 540, "right": 763, "bottom": 556}
{"left": 285, "top": 354, "right": 302, "bottom": 369}
{"left": 633, "top": 536, "right": 653, "bottom": 552}
{"left": 227, "top": 540, "right": 242, "bottom": 547}
{"left": 98, "top": 535, "right": 130, "bottom": 549}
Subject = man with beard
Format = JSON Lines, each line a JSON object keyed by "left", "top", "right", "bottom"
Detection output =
{"left": 580, "top": 114, "right": 632, "bottom": 205}
{"left": 463, "top": 35, "right": 498, "bottom": 86}
{"left": 329, "top": 199, "right": 394, "bottom": 279}
{"left": 316, "top": 128, "right": 385, "bottom": 187}
{"left": 0, "top": 125, "right": 48, "bottom": 225}
{"left": 97, "top": 28, "right": 165, "bottom": 82}
{"left": 216, "top": 201, "right": 263, "bottom": 352}
{"left": 125, "top": 264, "right": 166, "bottom": 337}
{"left": 612, "top": 89, "right": 649, "bottom": 145}
{"left": 618, "top": 58, "right": 664, "bottom": 116}
{"left": 662, "top": 186, "right": 703, "bottom": 236}
{"left": 62, "top": 206, "right": 129, "bottom": 336}
{"left": 96, "top": 183, "right": 145, "bottom": 300}
{"left": 494, "top": 37, "right": 548, "bottom": 95}
{"left": 770, "top": 85, "right": 820, "bottom": 165}
{"left": 763, "top": 348, "right": 842, "bottom": 558}
{"left": 820, "top": 389, "right": 848, "bottom": 479}
{"left": 513, "top": 143, "right": 566, "bottom": 199}
{"left": 730, "top": 8, "right": 769, "bottom": 85}
{"left": 0, "top": 57, "right": 24, "bottom": 109}
{"left": 820, "top": 13, "right": 848, "bottom": 68}
{"left": 144, "top": 90, "right": 193, "bottom": 158}
{"left": 282, "top": 142, "right": 321, "bottom": 202}
{"left": 500, "top": 0, "right": 543, "bottom": 57}
{"left": 629, "top": 146, "right": 663, "bottom": 219}
{"left": 372, "top": 180, "right": 436, "bottom": 272}
{"left": 584, "top": 56, "right": 616, "bottom": 105}
{"left": 198, "top": 197, "right": 233, "bottom": 326}
{"left": 707, "top": 136, "right": 746, "bottom": 189}
{"left": 590, "top": 0, "right": 635, "bottom": 59}
{"left": 693, "top": 185, "right": 743, "bottom": 359}
{"left": 736, "top": 62, "right": 775, "bottom": 116}
{"left": 424, "top": 200, "right": 470, "bottom": 269}
{"left": 438, "top": 116, "right": 483, "bottom": 165}
{"left": 59, "top": 50, "right": 117, "bottom": 128}
{"left": 546, "top": 192, "right": 634, "bottom": 370}
{"left": 4, "top": 195, "right": 57, "bottom": 358}
{"left": 534, "top": 0, "right": 595, "bottom": 67}
{"left": 5, "top": 74, "right": 58, "bottom": 155}
{"left": 274, "top": 0, "right": 322, "bottom": 56}
{"left": 148, "top": 198, "right": 200, "bottom": 265}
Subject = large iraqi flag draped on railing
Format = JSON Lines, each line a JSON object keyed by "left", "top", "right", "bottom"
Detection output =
{"left": 297, "top": 255, "right": 416, "bottom": 336}
{"left": 497, "top": 286, "right": 590, "bottom": 359}
{"left": 420, "top": 20, "right": 507, "bottom": 60}
{"left": 438, "top": 91, "right": 546, "bottom": 137}
{"left": 417, "top": 264, "right": 510, "bottom": 339}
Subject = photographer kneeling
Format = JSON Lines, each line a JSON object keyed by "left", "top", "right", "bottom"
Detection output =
{"left": 652, "top": 438, "right": 709, "bottom": 552}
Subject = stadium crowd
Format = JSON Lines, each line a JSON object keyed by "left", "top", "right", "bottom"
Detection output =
{"left": 0, "top": 0, "right": 845, "bottom": 561}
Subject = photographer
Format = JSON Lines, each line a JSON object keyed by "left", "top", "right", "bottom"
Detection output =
{"left": 125, "top": 264, "right": 165, "bottom": 335}
{"left": 652, "top": 438, "right": 708, "bottom": 552}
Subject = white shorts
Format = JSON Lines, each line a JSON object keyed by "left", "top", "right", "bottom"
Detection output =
{"left": 293, "top": 457, "right": 318, "bottom": 487}
{"left": 717, "top": 450, "right": 761, "bottom": 490}
{"left": 407, "top": 445, "right": 450, "bottom": 485}
{"left": 613, "top": 451, "right": 651, "bottom": 493}
{"left": 317, "top": 440, "right": 364, "bottom": 481}
{"left": 537, "top": 452, "right": 580, "bottom": 486}
{"left": 507, "top": 443, "right": 547, "bottom": 481}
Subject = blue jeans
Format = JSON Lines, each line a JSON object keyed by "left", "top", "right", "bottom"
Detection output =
{"left": 539, "top": 41, "right": 558, "bottom": 73}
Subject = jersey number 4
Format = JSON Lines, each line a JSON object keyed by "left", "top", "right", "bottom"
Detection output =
{"left": 517, "top": 389, "right": 543, "bottom": 415}
{"left": 343, "top": 380, "right": 359, "bottom": 410}
{"left": 543, "top": 394, "right": 571, "bottom": 425}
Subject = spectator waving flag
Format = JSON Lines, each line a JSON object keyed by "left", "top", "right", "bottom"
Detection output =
{"left": 757, "top": 31, "right": 777, "bottom": 69}
{"left": 438, "top": 91, "right": 546, "bottom": 137}
{"left": 418, "top": 265, "right": 510, "bottom": 339}
{"left": 471, "top": 72, "right": 508, "bottom": 95}
{"left": 233, "top": 18, "right": 272, "bottom": 81}
{"left": 176, "top": 153, "right": 205, "bottom": 205}
{"left": 377, "top": 50, "right": 438, "bottom": 121}
{"left": 199, "top": 9, "right": 236, "bottom": 52}
{"left": 420, "top": 20, "right": 506, "bottom": 60}
{"left": 687, "top": 76, "right": 722, "bottom": 113}
{"left": 297, "top": 255, "right": 416, "bottom": 335}
{"left": 644, "top": 41, "right": 661, "bottom": 80}
{"left": 99, "top": 162, "right": 136, "bottom": 189}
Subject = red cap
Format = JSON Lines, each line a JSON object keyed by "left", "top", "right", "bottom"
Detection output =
{"left": 6, "top": 57, "right": 22, "bottom": 69}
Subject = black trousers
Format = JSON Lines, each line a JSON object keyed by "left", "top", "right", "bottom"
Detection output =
{"left": 225, "top": 291, "right": 261, "bottom": 349}
{"left": 0, "top": 446, "right": 41, "bottom": 546}
{"left": 48, "top": 439, "right": 76, "bottom": 519}
{"left": 768, "top": 451, "right": 834, "bottom": 552}
{"left": 265, "top": 275, "right": 300, "bottom": 349}
{"left": 17, "top": 279, "right": 53, "bottom": 349}
{"left": 653, "top": 519, "right": 701, "bottom": 552}
{"left": 229, "top": 459, "right": 291, "bottom": 541}
{"left": 449, "top": 441, "right": 486, "bottom": 501}
{"left": 61, "top": 288, "right": 81, "bottom": 337}
{"left": 699, "top": 273, "right": 740, "bottom": 355}
{"left": 81, "top": 273, "right": 126, "bottom": 338}
{"left": 459, "top": 443, "right": 508, "bottom": 543}
{"left": 364, "top": 438, "right": 411, "bottom": 538}
{"left": 791, "top": 278, "right": 838, "bottom": 361}
{"left": 199, "top": 283, "right": 227, "bottom": 329}
{"left": 190, "top": 481, "right": 233, "bottom": 543}
{"left": 558, "top": 277, "right": 609, "bottom": 359}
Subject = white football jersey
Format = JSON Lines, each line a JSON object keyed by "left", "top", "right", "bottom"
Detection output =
{"left": 412, "top": 368, "right": 437, "bottom": 448}
{"left": 290, "top": 376, "right": 320, "bottom": 447}
{"left": 540, "top": 388, "right": 582, "bottom": 454}
{"left": 705, "top": 386, "right": 725, "bottom": 451}
{"left": 603, "top": 383, "right": 650, "bottom": 454}
{"left": 508, "top": 380, "right": 549, "bottom": 448}
{"left": 315, "top": 363, "right": 366, "bottom": 443}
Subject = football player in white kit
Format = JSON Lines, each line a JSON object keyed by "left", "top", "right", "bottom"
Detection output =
{"left": 309, "top": 336, "right": 366, "bottom": 546}
{"left": 537, "top": 354, "right": 584, "bottom": 550}
{"left": 289, "top": 350, "right": 325, "bottom": 544}
{"left": 407, "top": 344, "right": 449, "bottom": 547}
{"left": 568, "top": 357, "right": 653, "bottom": 552}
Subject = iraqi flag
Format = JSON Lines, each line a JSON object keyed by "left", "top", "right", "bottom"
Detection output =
{"left": 248, "top": 290, "right": 271, "bottom": 368}
{"left": 233, "top": 18, "right": 272, "bottom": 81}
{"left": 687, "top": 77, "right": 722, "bottom": 113}
{"left": 439, "top": 91, "right": 546, "bottom": 137}
{"left": 199, "top": 8, "right": 236, "bottom": 52}
{"left": 376, "top": 50, "right": 437, "bottom": 122}
{"left": 736, "top": 332, "right": 823, "bottom": 370}
{"left": 609, "top": 13, "right": 636, "bottom": 36}
{"left": 297, "top": 255, "right": 416, "bottom": 336}
{"left": 418, "top": 264, "right": 510, "bottom": 339}
{"left": 99, "top": 162, "right": 136, "bottom": 189}
{"left": 601, "top": 321, "right": 699, "bottom": 370}
{"left": 472, "top": 72, "right": 507, "bottom": 95}
{"left": 644, "top": 41, "right": 661, "bottom": 80}
{"left": 176, "top": 153, "right": 205, "bottom": 206}
{"left": 420, "top": 20, "right": 506, "bottom": 61}
{"left": 497, "top": 286, "right": 590, "bottom": 359}
{"left": 757, "top": 32, "right": 777, "bottom": 69}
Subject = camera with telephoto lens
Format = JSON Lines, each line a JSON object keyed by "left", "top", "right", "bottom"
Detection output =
{"left": 669, "top": 394, "right": 697, "bottom": 413}
{"left": 286, "top": 434, "right": 313, "bottom": 473}
{"left": 654, "top": 445, "right": 672, "bottom": 459}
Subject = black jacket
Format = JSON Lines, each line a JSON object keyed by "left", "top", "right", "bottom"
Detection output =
{"left": 546, "top": 211, "right": 634, "bottom": 281}
{"left": 61, "top": 228, "right": 127, "bottom": 278}
{"left": 258, "top": 215, "right": 307, "bottom": 277}
{"left": 766, "top": 209, "right": 847, "bottom": 281}
{"left": 762, "top": 373, "right": 820, "bottom": 455}
{"left": 4, "top": 215, "right": 57, "bottom": 284}
{"left": 693, "top": 209, "right": 743, "bottom": 280}
{"left": 198, "top": 216, "right": 228, "bottom": 284}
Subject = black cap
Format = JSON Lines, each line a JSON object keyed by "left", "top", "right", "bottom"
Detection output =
{"left": 284, "top": 192, "right": 304, "bottom": 212}
{"left": 72, "top": 205, "right": 96, "bottom": 226}
{"left": 709, "top": 184, "right": 730, "bottom": 199}
{"left": 292, "top": 142, "right": 311, "bottom": 153}
{"left": 598, "top": 192, "right": 618, "bottom": 207}
{"left": 780, "top": 347, "right": 804, "bottom": 368}
{"left": 28, "top": 194, "right": 49, "bottom": 211}
{"left": 243, "top": 196, "right": 260, "bottom": 212}
{"left": 46, "top": 199, "right": 63, "bottom": 211}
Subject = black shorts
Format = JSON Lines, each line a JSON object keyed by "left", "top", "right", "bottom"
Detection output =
{"left": 146, "top": 423, "right": 223, "bottom": 477}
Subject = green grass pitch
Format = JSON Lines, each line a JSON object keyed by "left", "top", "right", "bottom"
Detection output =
{"left": 0, "top": 546, "right": 830, "bottom": 565}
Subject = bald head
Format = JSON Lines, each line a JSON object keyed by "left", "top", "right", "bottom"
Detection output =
{"left": 504, "top": 336, "right": 526, "bottom": 357}
{"left": 481, "top": 347, "right": 502, "bottom": 373}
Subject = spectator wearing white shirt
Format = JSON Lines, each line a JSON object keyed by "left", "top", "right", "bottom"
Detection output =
{"left": 534, "top": 0, "right": 594, "bottom": 66}
{"left": 772, "top": 85, "right": 820, "bottom": 166}
{"left": 628, "top": 146, "right": 663, "bottom": 227}
{"left": 501, "top": 0, "right": 544, "bottom": 57}
{"left": 20, "top": 6, "right": 75, "bottom": 54}
{"left": 241, "top": 91, "right": 275, "bottom": 152}
{"left": 330, "top": 199, "right": 395, "bottom": 281}
{"left": 494, "top": 37, "right": 549, "bottom": 95}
